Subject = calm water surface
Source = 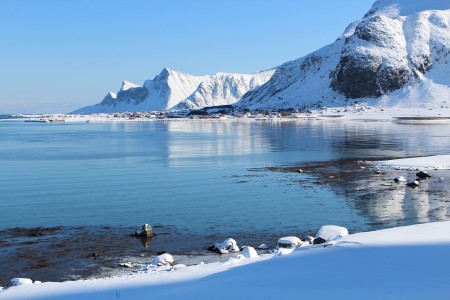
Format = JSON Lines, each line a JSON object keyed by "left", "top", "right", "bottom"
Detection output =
{"left": 1, "top": 119, "right": 449, "bottom": 282}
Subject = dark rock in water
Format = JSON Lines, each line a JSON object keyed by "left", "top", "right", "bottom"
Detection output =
{"left": 91, "top": 252, "right": 97, "bottom": 258}
{"left": 416, "top": 171, "right": 431, "bottom": 180}
{"left": 313, "top": 237, "right": 327, "bottom": 245}
{"left": 135, "top": 224, "right": 153, "bottom": 237}
{"left": 394, "top": 176, "right": 406, "bottom": 183}
{"left": 207, "top": 244, "right": 217, "bottom": 252}
{"left": 407, "top": 180, "right": 420, "bottom": 188}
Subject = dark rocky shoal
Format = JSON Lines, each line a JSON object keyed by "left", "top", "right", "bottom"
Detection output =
{"left": 0, "top": 225, "right": 311, "bottom": 286}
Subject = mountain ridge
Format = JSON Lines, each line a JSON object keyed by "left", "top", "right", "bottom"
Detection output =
{"left": 72, "top": 68, "right": 273, "bottom": 114}
{"left": 236, "top": 0, "right": 450, "bottom": 110}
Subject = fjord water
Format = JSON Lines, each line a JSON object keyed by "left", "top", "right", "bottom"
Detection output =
{"left": 2, "top": 120, "right": 450, "bottom": 232}
{"left": 1, "top": 119, "right": 450, "bottom": 282}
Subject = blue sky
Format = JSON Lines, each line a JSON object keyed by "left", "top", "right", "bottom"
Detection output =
{"left": 0, "top": 0, "right": 374, "bottom": 113}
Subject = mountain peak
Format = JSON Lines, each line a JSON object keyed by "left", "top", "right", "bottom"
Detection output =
{"left": 119, "top": 81, "right": 139, "bottom": 92}
{"left": 366, "top": 0, "right": 450, "bottom": 18}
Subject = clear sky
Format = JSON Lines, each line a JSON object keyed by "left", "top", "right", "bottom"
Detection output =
{"left": 0, "top": 0, "right": 374, "bottom": 114}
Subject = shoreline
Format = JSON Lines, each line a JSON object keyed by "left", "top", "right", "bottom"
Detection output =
{"left": 2, "top": 154, "right": 450, "bottom": 291}
{"left": 2, "top": 221, "right": 450, "bottom": 299}
{"left": 3, "top": 105, "right": 450, "bottom": 124}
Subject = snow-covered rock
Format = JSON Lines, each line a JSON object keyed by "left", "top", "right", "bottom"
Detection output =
{"left": 303, "top": 236, "right": 315, "bottom": 245}
{"left": 276, "top": 236, "right": 303, "bottom": 249}
{"left": 6, "top": 278, "right": 33, "bottom": 288}
{"left": 72, "top": 68, "right": 273, "bottom": 114}
{"left": 208, "top": 238, "right": 240, "bottom": 254}
{"left": 240, "top": 247, "right": 259, "bottom": 259}
{"left": 257, "top": 244, "right": 269, "bottom": 250}
{"left": 151, "top": 253, "right": 175, "bottom": 267}
{"left": 237, "top": 0, "right": 450, "bottom": 110}
{"left": 315, "top": 225, "right": 349, "bottom": 242}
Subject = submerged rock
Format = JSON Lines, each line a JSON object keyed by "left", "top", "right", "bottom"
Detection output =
{"left": 416, "top": 171, "right": 431, "bottom": 180}
{"left": 407, "top": 180, "right": 420, "bottom": 188}
{"left": 135, "top": 224, "right": 153, "bottom": 237}
{"left": 394, "top": 176, "right": 406, "bottom": 183}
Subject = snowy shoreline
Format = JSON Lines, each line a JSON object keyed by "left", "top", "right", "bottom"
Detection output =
{"left": 4, "top": 104, "right": 450, "bottom": 124}
{"left": 2, "top": 221, "right": 450, "bottom": 299}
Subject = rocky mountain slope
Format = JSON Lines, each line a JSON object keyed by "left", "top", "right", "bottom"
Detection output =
{"left": 237, "top": 0, "right": 450, "bottom": 110}
{"left": 72, "top": 69, "right": 273, "bottom": 114}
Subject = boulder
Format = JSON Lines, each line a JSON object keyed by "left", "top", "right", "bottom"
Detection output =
{"left": 303, "top": 236, "right": 315, "bottom": 245}
{"left": 313, "top": 237, "right": 327, "bottom": 245}
{"left": 394, "top": 176, "right": 406, "bottom": 183}
{"left": 277, "top": 236, "right": 303, "bottom": 249}
{"left": 208, "top": 238, "right": 240, "bottom": 254}
{"left": 135, "top": 224, "right": 153, "bottom": 237}
{"left": 407, "top": 180, "right": 420, "bottom": 188}
{"left": 6, "top": 278, "right": 33, "bottom": 288}
{"left": 416, "top": 171, "right": 431, "bottom": 180}
{"left": 257, "top": 243, "right": 269, "bottom": 250}
{"left": 315, "top": 225, "right": 349, "bottom": 242}
{"left": 152, "top": 253, "right": 175, "bottom": 267}
{"left": 241, "top": 246, "right": 259, "bottom": 259}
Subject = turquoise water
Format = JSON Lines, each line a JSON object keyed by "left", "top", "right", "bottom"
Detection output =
{"left": 1, "top": 119, "right": 450, "bottom": 235}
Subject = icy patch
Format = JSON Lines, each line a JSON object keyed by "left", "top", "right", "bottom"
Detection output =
{"left": 376, "top": 155, "right": 450, "bottom": 170}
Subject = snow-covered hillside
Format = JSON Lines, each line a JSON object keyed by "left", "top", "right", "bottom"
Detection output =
{"left": 175, "top": 71, "right": 274, "bottom": 110}
{"left": 72, "top": 69, "right": 273, "bottom": 114}
{"left": 237, "top": 0, "right": 450, "bottom": 110}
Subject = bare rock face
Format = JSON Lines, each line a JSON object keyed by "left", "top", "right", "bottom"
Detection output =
{"left": 331, "top": 15, "right": 410, "bottom": 98}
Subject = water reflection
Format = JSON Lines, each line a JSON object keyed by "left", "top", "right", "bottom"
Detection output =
{"left": 316, "top": 161, "right": 450, "bottom": 230}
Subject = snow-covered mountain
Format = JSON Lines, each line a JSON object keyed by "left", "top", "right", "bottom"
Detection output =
{"left": 174, "top": 71, "right": 274, "bottom": 110}
{"left": 237, "top": 0, "right": 450, "bottom": 110}
{"left": 72, "top": 68, "right": 274, "bottom": 114}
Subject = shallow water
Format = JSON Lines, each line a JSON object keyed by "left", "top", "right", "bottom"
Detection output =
{"left": 1, "top": 119, "right": 450, "bottom": 284}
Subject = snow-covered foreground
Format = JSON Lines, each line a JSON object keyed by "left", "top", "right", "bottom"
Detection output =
{"left": 2, "top": 222, "right": 450, "bottom": 300}
{"left": 377, "top": 154, "right": 450, "bottom": 170}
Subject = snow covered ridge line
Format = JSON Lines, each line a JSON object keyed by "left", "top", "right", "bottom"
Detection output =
{"left": 375, "top": 155, "right": 450, "bottom": 170}
{"left": 2, "top": 222, "right": 450, "bottom": 299}
{"left": 72, "top": 68, "right": 275, "bottom": 114}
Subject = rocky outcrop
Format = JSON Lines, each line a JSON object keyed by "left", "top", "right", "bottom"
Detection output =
{"left": 237, "top": 0, "right": 450, "bottom": 110}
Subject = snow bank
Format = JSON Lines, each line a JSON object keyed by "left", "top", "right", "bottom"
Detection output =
{"left": 376, "top": 155, "right": 450, "bottom": 170}
{"left": 3, "top": 222, "right": 450, "bottom": 299}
